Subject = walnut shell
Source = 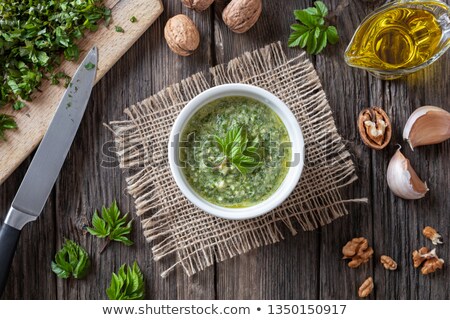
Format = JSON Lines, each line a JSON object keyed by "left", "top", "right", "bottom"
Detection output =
{"left": 182, "top": 0, "right": 214, "bottom": 11}
{"left": 164, "top": 14, "right": 200, "bottom": 56}
{"left": 222, "top": 0, "right": 262, "bottom": 34}
{"left": 357, "top": 107, "right": 392, "bottom": 150}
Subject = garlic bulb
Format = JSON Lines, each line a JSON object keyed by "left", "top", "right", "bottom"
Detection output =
{"left": 403, "top": 106, "right": 450, "bottom": 150}
{"left": 386, "top": 148, "right": 428, "bottom": 200}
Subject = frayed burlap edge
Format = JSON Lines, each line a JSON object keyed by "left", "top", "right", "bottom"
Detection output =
{"left": 109, "top": 42, "right": 367, "bottom": 277}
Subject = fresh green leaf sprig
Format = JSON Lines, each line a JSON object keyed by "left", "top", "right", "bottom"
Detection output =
{"left": 107, "top": 262, "right": 145, "bottom": 300}
{"left": 51, "top": 239, "right": 90, "bottom": 279}
{"left": 215, "top": 127, "right": 262, "bottom": 174}
{"left": 87, "top": 200, "right": 134, "bottom": 253}
{"left": 0, "top": 114, "right": 18, "bottom": 141}
{"left": 288, "top": 1, "right": 339, "bottom": 55}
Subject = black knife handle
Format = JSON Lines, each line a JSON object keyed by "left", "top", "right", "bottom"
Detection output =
{"left": 0, "top": 223, "right": 21, "bottom": 297}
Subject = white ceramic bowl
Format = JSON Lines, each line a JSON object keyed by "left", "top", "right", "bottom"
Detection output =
{"left": 168, "top": 84, "right": 304, "bottom": 220}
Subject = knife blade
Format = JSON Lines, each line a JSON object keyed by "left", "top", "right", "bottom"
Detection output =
{"left": 0, "top": 47, "right": 98, "bottom": 295}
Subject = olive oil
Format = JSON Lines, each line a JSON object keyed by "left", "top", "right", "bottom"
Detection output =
{"left": 345, "top": 1, "right": 450, "bottom": 76}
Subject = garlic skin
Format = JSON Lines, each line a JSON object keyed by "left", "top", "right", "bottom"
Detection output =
{"left": 403, "top": 106, "right": 450, "bottom": 150}
{"left": 386, "top": 148, "right": 428, "bottom": 200}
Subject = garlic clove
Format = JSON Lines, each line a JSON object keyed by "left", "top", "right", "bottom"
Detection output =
{"left": 386, "top": 148, "right": 428, "bottom": 200}
{"left": 403, "top": 106, "right": 450, "bottom": 150}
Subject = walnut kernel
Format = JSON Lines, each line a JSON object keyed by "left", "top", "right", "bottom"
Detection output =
{"left": 222, "top": 0, "right": 262, "bottom": 34}
{"left": 358, "top": 277, "right": 374, "bottom": 298}
{"left": 421, "top": 257, "right": 445, "bottom": 275}
{"left": 342, "top": 237, "right": 374, "bottom": 268}
{"left": 357, "top": 107, "right": 392, "bottom": 150}
{"left": 423, "top": 226, "right": 443, "bottom": 245}
{"left": 181, "top": 0, "right": 214, "bottom": 12}
{"left": 380, "top": 255, "right": 397, "bottom": 270}
{"left": 412, "top": 247, "right": 429, "bottom": 268}
{"left": 164, "top": 14, "right": 200, "bottom": 56}
{"left": 412, "top": 247, "right": 445, "bottom": 274}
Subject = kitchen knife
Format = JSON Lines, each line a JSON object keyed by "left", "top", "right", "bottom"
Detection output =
{"left": 0, "top": 47, "right": 98, "bottom": 296}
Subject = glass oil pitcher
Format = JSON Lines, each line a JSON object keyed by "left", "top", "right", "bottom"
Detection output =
{"left": 344, "top": 0, "right": 450, "bottom": 79}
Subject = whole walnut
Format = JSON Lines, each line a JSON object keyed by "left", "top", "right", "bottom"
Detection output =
{"left": 182, "top": 0, "right": 214, "bottom": 12}
{"left": 222, "top": 0, "right": 262, "bottom": 33}
{"left": 164, "top": 14, "right": 200, "bottom": 56}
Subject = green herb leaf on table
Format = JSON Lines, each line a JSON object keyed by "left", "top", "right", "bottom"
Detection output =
{"left": 215, "top": 127, "right": 262, "bottom": 175}
{"left": 0, "top": 114, "right": 18, "bottom": 141}
{"left": 85, "top": 62, "right": 96, "bottom": 70}
{"left": 51, "top": 239, "right": 90, "bottom": 279}
{"left": 115, "top": 26, "right": 125, "bottom": 33}
{"left": 130, "top": 16, "right": 138, "bottom": 23}
{"left": 13, "top": 101, "right": 26, "bottom": 110}
{"left": 106, "top": 262, "right": 144, "bottom": 300}
{"left": 288, "top": 1, "right": 339, "bottom": 55}
{"left": 87, "top": 200, "right": 134, "bottom": 252}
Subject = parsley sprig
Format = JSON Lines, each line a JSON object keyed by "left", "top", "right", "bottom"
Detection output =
{"left": 288, "top": 1, "right": 339, "bottom": 55}
{"left": 51, "top": 239, "right": 90, "bottom": 279}
{"left": 107, "top": 262, "right": 145, "bottom": 300}
{"left": 87, "top": 201, "right": 134, "bottom": 253}
{"left": 0, "top": 114, "right": 18, "bottom": 140}
{"left": 215, "top": 127, "right": 262, "bottom": 174}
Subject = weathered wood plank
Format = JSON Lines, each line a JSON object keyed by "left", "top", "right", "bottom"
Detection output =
{"left": 315, "top": 0, "right": 374, "bottom": 300}
{"left": 370, "top": 51, "right": 450, "bottom": 300}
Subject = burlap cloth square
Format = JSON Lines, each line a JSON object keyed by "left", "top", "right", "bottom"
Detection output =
{"left": 109, "top": 42, "right": 367, "bottom": 277}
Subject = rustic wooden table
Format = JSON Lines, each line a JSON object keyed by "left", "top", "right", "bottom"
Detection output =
{"left": 1, "top": 0, "right": 449, "bottom": 299}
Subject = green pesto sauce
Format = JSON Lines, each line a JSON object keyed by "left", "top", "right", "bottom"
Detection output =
{"left": 180, "top": 96, "right": 291, "bottom": 208}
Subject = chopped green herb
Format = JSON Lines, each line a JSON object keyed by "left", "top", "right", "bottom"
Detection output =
{"left": 51, "top": 239, "right": 90, "bottom": 279}
{"left": 106, "top": 262, "right": 144, "bottom": 300}
{"left": 0, "top": 0, "right": 111, "bottom": 111}
{"left": 85, "top": 62, "right": 96, "bottom": 70}
{"left": 0, "top": 114, "right": 18, "bottom": 141}
{"left": 50, "top": 72, "right": 71, "bottom": 86}
{"left": 115, "top": 26, "right": 125, "bottom": 33}
{"left": 13, "top": 101, "right": 26, "bottom": 111}
{"left": 288, "top": 1, "right": 339, "bottom": 55}
{"left": 130, "top": 16, "right": 138, "bottom": 23}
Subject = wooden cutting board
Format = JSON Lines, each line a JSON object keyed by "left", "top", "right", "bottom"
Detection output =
{"left": 0, "top": 0, "right": 163, "bottom": 184}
